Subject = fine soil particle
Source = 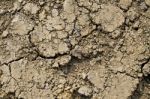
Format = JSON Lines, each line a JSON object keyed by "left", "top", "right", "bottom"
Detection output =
{"left": 0, "top": 0, "right": 150, "bottom": 99}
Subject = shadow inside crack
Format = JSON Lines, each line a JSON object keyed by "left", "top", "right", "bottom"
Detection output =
{"left": 143, "top": 74, "right": 150, "bottom": 84}
{"left": 129, "top": 74, "right": 150, "bottom": 99}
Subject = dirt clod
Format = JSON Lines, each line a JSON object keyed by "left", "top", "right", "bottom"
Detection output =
{"left": 78, "top": 86, "right": 92, "bottom": 96}
{"left": 91, "top": 4, "right": 125, "bottom": 32}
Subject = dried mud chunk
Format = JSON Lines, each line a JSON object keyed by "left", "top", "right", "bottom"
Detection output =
{"left": 76, "top": 0, "right": 92, "bottom": 7}
{"left": 102, "top": 73, "right": 139, "bottom": 99}
{"left": 63, "top": 0, "right": 75, "bottom": 14}
{"left": 78, "top": 86, "right": 92, "bottom": 96}
{"left": 143, "top": 8, "right": 150, "bottom": 18}
{"left": 0, "top": 14, "right": 12, "bottom": 32}
{"left": 0, "top": 35, "right": 30, "bottom": 64}
{"left": 31, "top": 25, "right": 70, "bottom": 57}
{"left": 133, "top": 20, "right": 140, "bottom": 29}
{"left": 52, "top": 9, "right": 59, "bottom": 17}
{"left": 9, "top": 14, "right": 34, "bottom": 35}
{"left": 139, "top": 16, "right": 150, "bottom": 30}
{"left": 30, "top": 25, "right": 52, "bottom": 44}
{"left": 87, "top": 67, "right": 109, "bottom": 89}
{"left": 39, "top": 10, "right": 46, "bottom": 20}
{"left": 0, "top": 59, "right": 56, "bottom": 99}
{"left": 142, "top": 62, "right": 150, "bottom": 76}
{"left": 91, "top": 4, "right": 125, "bottom": 32}
{"left": 58, "top": 42, "right": 70, "bottom": 54}
{"left": 0, "top": 65, "right": 11, "bottom": 84}
{"left": 1, "top": 30, "right": 9, "bottom": 38}
{"left": 76, "top": 0, "right": 100, "bottom": 12}
{"left": 57, "top": 31, "right": 68, "bottom": 39}
{"left": 109, "top": 29, "right": 122, "bottom": 39}
{"left": 57, "top": 91, "right": 72, "bottom": 99}
{"left": 23, "top": 3, "right": 40, "bottom": 14}
{"left": 126, "top": 7, "right": 139, "bottom": 21}
{"left": 0, "top": 0, "right": 14, "bottom": 12}
{"left": 38, "top": 42, "right": 57, "bottom": 57}
{"left": 140, "top": 2, "right": 148, "bottom": 10}
{"left": 77, "top": 13, "right": 96, "bottom": 36}
{"left": 46, "top": 16, "right": 65, "bottom": 31}
{"left": 38, "top": 41, "right": 69, "bottom": 57}
{"left": 10, "top": 59, "right": 27, "bottom": 80}
{"left": 55, "top": 55, "right": 71, "bottom": 66}
{"left": 63, "top": 0, "right": 76, "bottom": 22}
{"left": 119, "top": 0, "right": 132, "bottom": 10}
{"left": 71, "top": 46, "right": 82, "bottom": 59}
{"left": 145, "top": 0, "right": 150, "bottom": 6}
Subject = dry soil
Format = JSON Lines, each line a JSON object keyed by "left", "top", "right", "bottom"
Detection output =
{"left": 0, "top": 0, "right": 150, "bottom": 99}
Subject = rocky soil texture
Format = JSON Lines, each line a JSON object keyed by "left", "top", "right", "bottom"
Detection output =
{"left": 0, "top": 0, "right": 150, "bottom": 99}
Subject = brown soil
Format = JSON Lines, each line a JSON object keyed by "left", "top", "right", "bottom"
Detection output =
{"left": 0, "top": 0, "right": 150, "bottom": 99}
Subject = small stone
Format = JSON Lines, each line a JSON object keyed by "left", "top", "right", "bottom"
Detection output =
{"left": 78, "top": 86, "right": 92, "bottom": 96}
{"left": 145, "top": 0, "right": 150, "bottom": 6}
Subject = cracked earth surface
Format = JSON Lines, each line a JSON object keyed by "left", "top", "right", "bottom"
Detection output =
{"left": 0, "top": 0, "right": 150, "bottom": 99}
